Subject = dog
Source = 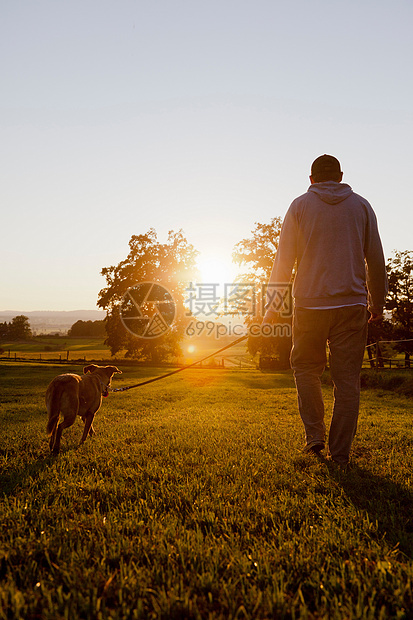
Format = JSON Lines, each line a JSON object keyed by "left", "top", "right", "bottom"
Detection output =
{"left": 46, "top": 364, "right": 121, "bottom": 455}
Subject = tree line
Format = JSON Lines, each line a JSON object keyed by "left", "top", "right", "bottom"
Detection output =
{"left": 0, "top": 317, "right": 105, "bottom": 341}
{"left": 2, "top": 223, "right": 411, "bottom": 367}
{"left": 0, "top": 315, "right": 33, "bottom": 341}
{"left": 68, "top": 320, "right": 106, "bottom": 338}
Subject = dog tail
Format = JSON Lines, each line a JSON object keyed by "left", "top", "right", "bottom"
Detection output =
{"left": 46, "top": 379, "right": 65, "bottom": 435}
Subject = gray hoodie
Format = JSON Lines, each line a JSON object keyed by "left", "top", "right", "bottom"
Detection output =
{"left": 266, "top": 181, "right": 387, "bottom": 314}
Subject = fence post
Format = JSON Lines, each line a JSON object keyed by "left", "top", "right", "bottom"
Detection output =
{"left": 367, "top": 343, "right": 375, "bottom": 369}
{"left": 375, "top": 341, "right": 384, "bottom": 370}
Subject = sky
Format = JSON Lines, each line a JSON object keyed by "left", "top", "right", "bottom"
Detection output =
{"left": 1, "top": 0, "right": 412, "bottom": 311}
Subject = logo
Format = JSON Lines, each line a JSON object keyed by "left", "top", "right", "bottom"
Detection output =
{"left": 120, "top": 282, "right": 176, "bottom": 339}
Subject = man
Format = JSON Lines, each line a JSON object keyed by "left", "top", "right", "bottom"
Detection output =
{"left": 259, "top": 155, "right": 387, "bottom": 467}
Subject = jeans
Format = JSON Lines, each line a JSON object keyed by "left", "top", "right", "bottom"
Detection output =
{"left": 290, "top": 305, "right": 368, "bottom": 465}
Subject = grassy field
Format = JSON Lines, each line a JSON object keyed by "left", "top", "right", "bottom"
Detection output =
{"left": 0, "top": 337, "right": 253, "bottom": 367}
{"left": 0, "top": 362, "right": 412, "bottom": 619}
{"left": 0, "top": 337, "right": 110, "bottom": 362}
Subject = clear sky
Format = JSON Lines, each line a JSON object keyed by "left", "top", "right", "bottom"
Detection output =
{"left": 1, "top": 0, "right": 412, "bottom": 311}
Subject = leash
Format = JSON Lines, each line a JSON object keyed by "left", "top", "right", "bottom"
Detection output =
{"left": 109, "top": 334, "right": 248, "bottom": 393}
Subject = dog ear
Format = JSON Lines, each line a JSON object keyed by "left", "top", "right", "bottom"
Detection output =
{"left": 106, "top": 365, "right": 122, "bottom": 375}
{"left": 83, "top": 364, "right": 99, "bottom": 374}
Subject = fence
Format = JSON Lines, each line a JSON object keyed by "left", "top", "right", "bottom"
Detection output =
{"left": 1, "top": 339, "right": 412, "bottom": 370}
{"left": 364, "top": 339, "right": 413, "bottom": 370}
{"left": 0, "top": 350, "right": 256, "bottom": 370}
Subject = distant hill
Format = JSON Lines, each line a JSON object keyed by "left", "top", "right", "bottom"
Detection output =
{"left": 0, "top": 310, "right": 106, "bottom": 334}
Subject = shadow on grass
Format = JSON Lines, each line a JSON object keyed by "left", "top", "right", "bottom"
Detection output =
{"left": 328, "top": 463, "right": 413, "bottom": 558}
{"left": 0, "top": 435, "right": 84, "bottom": 496}
{"left": 0, "top": 452, "right": 57, "bottom": 497}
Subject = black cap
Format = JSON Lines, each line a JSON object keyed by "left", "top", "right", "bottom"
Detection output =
{"left": 311, "top": 154, "right": 342, "bottom": 182}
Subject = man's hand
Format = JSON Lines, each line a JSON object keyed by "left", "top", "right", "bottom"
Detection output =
{"left": 368, "top": 312, "right": 383, "bottom": 323}
{"left": 247, "top": 312, "right": 277, "bottom": 356}
{"left": 247, "top": 330, "right": 262, "bottom": 357}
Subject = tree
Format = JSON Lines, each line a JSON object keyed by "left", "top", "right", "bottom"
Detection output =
{"left": 232, "top": 218, "right": 283, "bottom": 321}
{"left": 97, "top": 229, "right": 198, "bottom": 360}
{"left": 386, "top": 250, "right": 413, "bottom": 367}
{"left": 232, "top": 217, "right": 283, "bottom": 285}
{"left": 0, "top": 322, "right": 9, "bottom": 341}
{"left": 8, "top": 315, "right": 32, "bottom": 341}
{"left": 68, "top": 320, "right": 106, "bottom": 338}
{"left": 232, "top": 218, "right": 292, "bottom": 368}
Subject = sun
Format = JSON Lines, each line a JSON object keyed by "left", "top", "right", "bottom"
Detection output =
{"left": 197, "top": 254, "right": 238, "bottom": 285}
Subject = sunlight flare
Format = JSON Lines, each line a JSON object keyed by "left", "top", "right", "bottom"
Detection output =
{"left": 196, "top": 254, "right": 238, "bottom": 285}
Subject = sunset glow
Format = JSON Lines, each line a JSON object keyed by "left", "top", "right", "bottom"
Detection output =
{"left": 197, "top": 255, "right": 238, "bottom": 286}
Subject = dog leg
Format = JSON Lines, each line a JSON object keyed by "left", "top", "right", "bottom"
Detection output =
{"left": 51, "top": 424, "right": 64, "bottom": 456}
{"left": 80, "top": 413, "right": 95, "bottom": 444}
{"left": 51, "top": 392, "right": 78, "bottom": 455}
{"left": 49, "top": 432, "right": 57, "bottom": 452}
{"left": 80, "top": 415, "right": 96, "bottom": 437}
{"left": 52, "top": 414, "right": 76, "bottom": 455}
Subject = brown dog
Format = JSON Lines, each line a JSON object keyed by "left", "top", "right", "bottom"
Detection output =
{"left": 46, "top": 364, "right": 122, "bottom": 455}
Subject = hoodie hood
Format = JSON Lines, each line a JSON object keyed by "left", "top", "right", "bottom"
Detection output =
{"left": 308, "top": 181, "right": 353, "bottom": 205}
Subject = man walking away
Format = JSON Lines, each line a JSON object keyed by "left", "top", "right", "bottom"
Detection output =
{"left": 261, "top": 154, "right": 387, "bottom": 467}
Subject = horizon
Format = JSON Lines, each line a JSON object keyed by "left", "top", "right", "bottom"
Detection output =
{"left": 0, "top": 309, "right": 106, "bottom": 313}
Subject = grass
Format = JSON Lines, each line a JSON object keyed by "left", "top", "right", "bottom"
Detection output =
{"left": 0, "top": 337, "right": 253, "bottom": 368}
{"left": 0, "top": 362, "right": 412, "bottom": 619}
{"left": 322, "top": 369, "right": 413, "bottom": 398}
{"left": 0, "top": 338, "right": 110, "bottom": 364}
{"left": 360, "top": 370, "right": 413, "bottom": 397}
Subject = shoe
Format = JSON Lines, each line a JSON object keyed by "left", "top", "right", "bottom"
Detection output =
{"left": 304, "top": 443, "right": 325, "bottom": 455}
{"left": 326, "top": 457, "right": 352, "bottom": 472}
